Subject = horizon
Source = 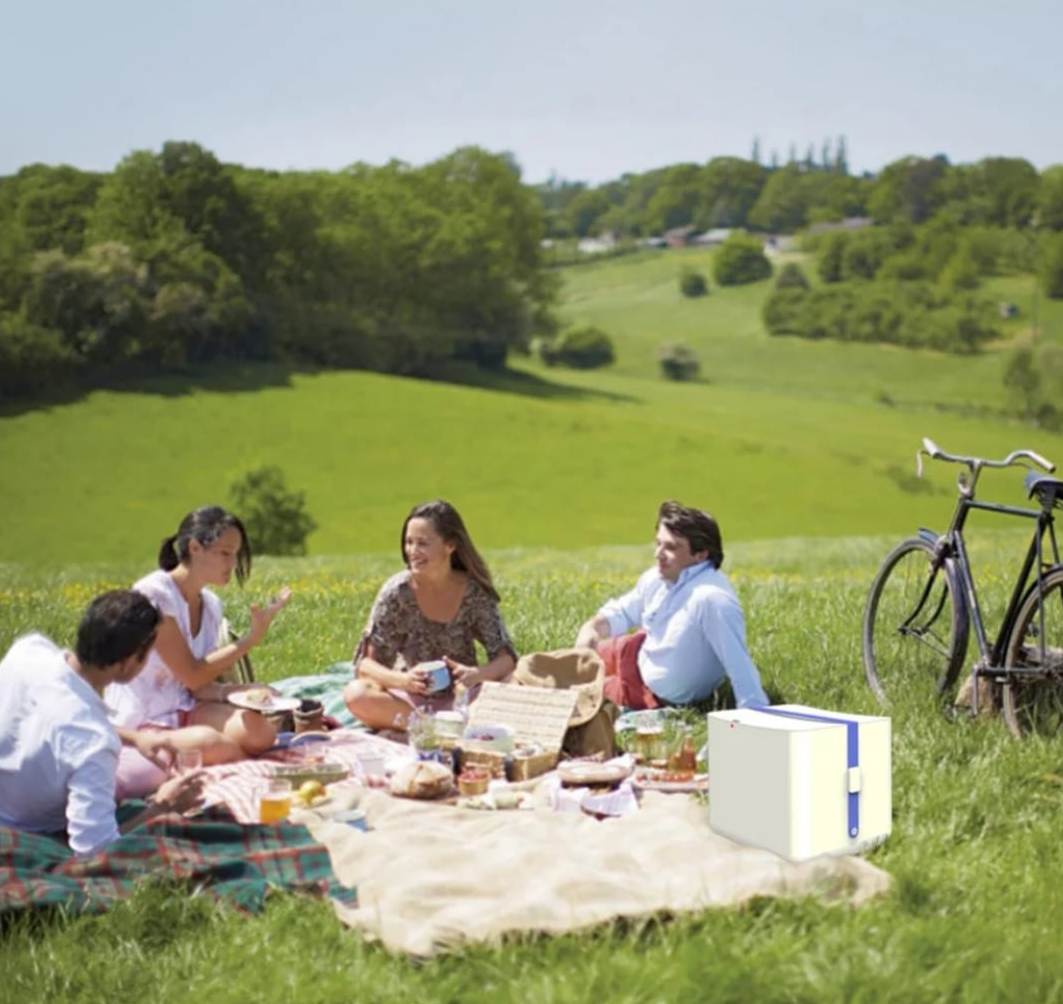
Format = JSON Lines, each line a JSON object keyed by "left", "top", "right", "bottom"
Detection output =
{"left": 4, "top": 1, "right": 1061, "bottom": 186}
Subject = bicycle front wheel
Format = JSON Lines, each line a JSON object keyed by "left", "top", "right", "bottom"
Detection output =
{"left": 863, "top": 537, "right": 969, "bottom": 706}
{"left": 1002, "top": 566, "right": 1063, "bottom": 739}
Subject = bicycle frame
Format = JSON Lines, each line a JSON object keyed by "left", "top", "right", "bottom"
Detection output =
{"left": 928, "top": 488, "right": 1061, "bottom": 713}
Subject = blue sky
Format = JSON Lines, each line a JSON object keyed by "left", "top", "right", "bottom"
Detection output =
{"left": 3, "top": 0, "right": 1061, "bottom": 183}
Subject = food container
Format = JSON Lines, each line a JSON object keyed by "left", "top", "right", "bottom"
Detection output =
{"left": 293, "top": 698, "right": 325, "bottom": 733}
{"left": 708, "top": 704, "right": 892, "bottom": 862}
{"left": 461, "top": 723, "right": 515, "bottom": 754}
{"left": 433, "top": 710, "right": 465, "bottom": 741}
{"left": 458, "top": 768, "right": 490, "bottom": 796}
{"left": 356, "top": 750, "right": 386, "bottom": 779}
{"left": 271, "top": 760, "right": 349, "bottom": 787}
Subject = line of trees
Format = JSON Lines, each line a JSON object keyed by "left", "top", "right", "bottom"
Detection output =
{"left": 537, "top": 153, "right": 1063, "bottom": 242}
{"left": 0, "top": 143, "right": 557, "bottom": 397}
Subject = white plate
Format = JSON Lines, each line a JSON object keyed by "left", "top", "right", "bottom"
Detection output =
{"left": 227, "top": 691, "right": 300, "bottom": 713}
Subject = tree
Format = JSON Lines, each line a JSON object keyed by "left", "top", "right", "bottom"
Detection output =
{"left": 229, "top": 466, "right": 317, "bottom": 556}
{"left": 1039, "top": 165, "right": 1063, "bottom": 231}
{"left": 868, "top": 156, "right": 949, "bottom": 224}
{"left": 713, "top": 233, "right": 772, "bottom": 286}
{"left": 700, "top": 157, "right": 766, "bottom": 228}
{"left": 23, "top": 242, "right": 149, "bottom": 364}
{"left": 834, "top": 135, "right": 849, "bottom": 176}
{"left": 644, "top": 163, "right": 703, "bottom": 233}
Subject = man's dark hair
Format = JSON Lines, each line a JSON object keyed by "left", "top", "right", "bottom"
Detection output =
{"left": 657, "top": 500, "right": 724, "bottom": 568}
{"left": 75, "top": 590, "right": 160, "bottom": 668}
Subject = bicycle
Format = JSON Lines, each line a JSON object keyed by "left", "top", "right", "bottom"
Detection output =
{"left": 862, "top": 437, "right": 1063, "bottom": 738}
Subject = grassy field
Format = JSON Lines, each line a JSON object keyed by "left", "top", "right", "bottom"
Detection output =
{"left": 2, "top": 248, "right": 1062, "bottom": 565}
{"left": 3, "top": 538, "right": 1063, "bottom": 1002}
{"left": 4, "top": 248, "right": 1063, "bottom": 998}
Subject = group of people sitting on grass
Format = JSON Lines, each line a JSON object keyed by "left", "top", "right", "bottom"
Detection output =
{"left": 0, "top": 497, "right": 767, "bottom": 857}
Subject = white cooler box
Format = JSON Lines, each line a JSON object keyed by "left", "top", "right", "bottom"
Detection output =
{"left": 708, "top": 704, "right": 891, "bottom": 862}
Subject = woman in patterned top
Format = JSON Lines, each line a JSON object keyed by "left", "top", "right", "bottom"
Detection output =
{"left": 344, "top": 500, "right": 516, "bottom": 731}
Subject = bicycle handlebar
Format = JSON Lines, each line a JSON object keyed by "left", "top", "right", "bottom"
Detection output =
{"left": 916, "top": 437, "right": 1055, "bottom": 480}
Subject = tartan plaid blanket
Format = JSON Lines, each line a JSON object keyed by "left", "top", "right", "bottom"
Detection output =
{"left": 200, "top": 730, "right": 412, "bottom": 823}
{"left": 0, "top": 806, "right": 357, "bottom": 916}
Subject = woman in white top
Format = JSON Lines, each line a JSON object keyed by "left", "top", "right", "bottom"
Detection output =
{"left": 107, "top": 506, "right": 291, "bottom": 776}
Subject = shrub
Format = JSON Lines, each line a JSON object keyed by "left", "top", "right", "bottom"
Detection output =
{"left": 1043, "top": 234, "right": 1063, "bottom": 300}
{"left": 713, "top": 233, "right": 772, "bottom": 286}
{"left": 762, "top": 289, "right": 808, "bottom": 337}
{"left": 229, "top": 465, "right": 317, "bottom": 556}
{"left": 817, "top": 233, "right": 848, "bottom": 282}
{"left": 761, "top": 281, "right": 998, "bottom": 353}
{"left": 657, "top": 342, "right": 700, "bottom": 381}
{"left": 678, "top": 268, "right": 708, "bottom": 298}
{"left": 774, "top": 263, "right": 810, "bottom": 291}
{"left": 551, "top": 326, "right": 615, "bottom": 369}
{"left": 1003, "top": 340, "right": 1063, "bottom": 427}
{"left": 530, "top": 335, "right": 559, "bottom": 366}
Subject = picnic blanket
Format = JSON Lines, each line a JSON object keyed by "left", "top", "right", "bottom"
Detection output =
{"left": 271, "top": 663, "right": 359, "bottom": 728}
{"left": 0, "top": 806, "right": 357, "bottom": 916}
{"left": 305, "top": 787, "right": 891, "bottom": 956}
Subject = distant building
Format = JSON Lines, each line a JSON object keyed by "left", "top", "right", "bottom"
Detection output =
{"left": 577, "top": 232, "right": 619, "bottom": 255}
{"left": 663, "top": 224, "right": 697, "bottom": 248}
{"left": 806, "top": 216, "right": 873, "bottom": 236}
{"left": 692, "top": 228, "right": 732, "bottom": 246}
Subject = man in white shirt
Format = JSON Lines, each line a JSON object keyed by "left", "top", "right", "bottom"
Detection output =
{"left": 575, "top": 500, "right": 769, "bottom": 710}
{"left": 0, "top": 590, "right": 203, "bottom": 856}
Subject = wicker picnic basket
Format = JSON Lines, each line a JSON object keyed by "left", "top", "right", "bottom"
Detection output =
{"left": 459, "top": 747, "right": 559, "bottom": 781}
{"left": 456, "top": 682, "right": 577, "bottom": 781}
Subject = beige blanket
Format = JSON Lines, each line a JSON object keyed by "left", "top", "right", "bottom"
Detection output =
{"left": 303, "top": 787, "right": 890, "bottom": 956}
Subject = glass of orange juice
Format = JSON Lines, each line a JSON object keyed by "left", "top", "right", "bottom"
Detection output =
{"left": 259, "top": 779, "right": 292, "bottom": 823}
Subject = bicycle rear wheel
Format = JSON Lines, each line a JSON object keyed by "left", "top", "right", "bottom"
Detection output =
{"left": 863, "top": 537, "right": 969, "bottom": 706}
{"left": 1002, "top": 566, "right": 1063, "bottom": 739}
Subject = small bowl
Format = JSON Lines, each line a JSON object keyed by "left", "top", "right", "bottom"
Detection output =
{"left": 461, "top": 723, "right": 515, "bottom": 753}
{"left": 458, "top": 770, "right": 490, "bottom": 797}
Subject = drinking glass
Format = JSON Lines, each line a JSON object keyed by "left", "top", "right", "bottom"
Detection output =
{"left": 259, "top": 779, "right": 292, "bottom": 823}
{"left": 175, "top": 748, "right": 203, "bottom": 774}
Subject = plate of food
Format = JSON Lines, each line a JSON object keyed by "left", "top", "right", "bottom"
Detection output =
{"left": 631, "top": 768, "right": 709, "bottom": 793}
{"left": 557, "top": 760, "right": 633, "bottom": 788}
{"left": 227, "top": 687, "right": 300, "bottom": 713}
{"left": 388, "top": 760, "right": 454, "bottom": 800}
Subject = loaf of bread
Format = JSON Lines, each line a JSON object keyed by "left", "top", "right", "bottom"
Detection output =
{"left": 389, "top": 760, "right": 453, "bottom": 799}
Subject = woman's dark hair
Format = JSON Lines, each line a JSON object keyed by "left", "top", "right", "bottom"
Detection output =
{"left": 158, "top": 506, "right": 252, "bottom": 584}
{"left": 401, "top": 500, "right": 500, "bottom": 602}
{"left": 76, "top": 590, "right": 160, "bottom": 668}
{"left": 657, "top": 500, "right": 724, "bottom": 568}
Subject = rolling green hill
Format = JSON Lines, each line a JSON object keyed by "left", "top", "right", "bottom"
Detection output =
{"left": 1, "top": 249, "right": 1060, "bottom": 565}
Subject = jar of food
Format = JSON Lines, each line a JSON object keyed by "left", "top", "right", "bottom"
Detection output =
{"left": 458, "top": 768, "right": 490, "bottom": 797}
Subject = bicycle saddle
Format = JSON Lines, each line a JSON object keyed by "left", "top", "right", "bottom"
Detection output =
{"left": 1025, "top": 469, "right": 1063, "bottom": 504}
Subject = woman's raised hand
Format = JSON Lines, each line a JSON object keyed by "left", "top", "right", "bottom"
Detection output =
{"left": 248, "top": 586, "right": 293, "bottom": 643}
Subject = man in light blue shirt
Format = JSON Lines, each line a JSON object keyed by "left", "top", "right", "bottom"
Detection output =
{"left": 574, "top": 501, "right": 768, "bottom": 709}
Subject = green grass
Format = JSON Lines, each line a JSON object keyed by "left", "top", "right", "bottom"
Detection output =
{"left": 4, "top": 538, "right": 1063, "bottom": 1002}
{"left": 3, "top": 248, "right": 1063, "bottom": 565}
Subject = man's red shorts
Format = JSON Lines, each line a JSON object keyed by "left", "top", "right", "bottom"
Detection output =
{"left": 598, "top": 630, "right": 664, "bottom": 710}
